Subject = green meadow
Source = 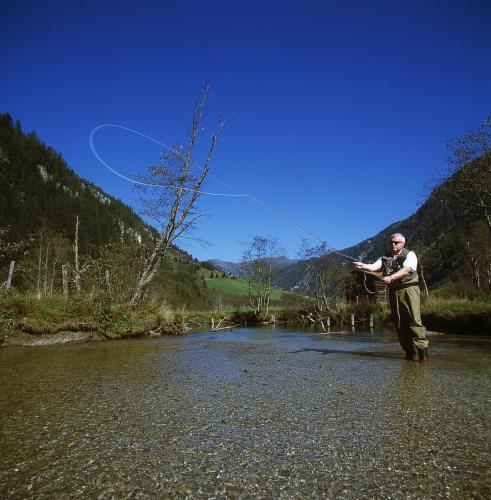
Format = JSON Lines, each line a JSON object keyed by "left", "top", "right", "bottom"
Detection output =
{"left": 206, "top": 277, "right": 284, "bottom": 300}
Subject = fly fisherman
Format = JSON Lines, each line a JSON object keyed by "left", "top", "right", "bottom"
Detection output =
{"left": 353, "top": 233, "right": 429, "bottom": 362}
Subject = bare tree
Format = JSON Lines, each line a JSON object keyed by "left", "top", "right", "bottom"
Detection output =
{"left": 36, "top": 232, "right": 44, "bottom": 298}
{"left": 299, "top": 241, "right": 347, "bottom": 314}
{"left": 442, "top": 117, "right": 491, "bottom": 233}
{"left": 130, "top": 85, "right": 225, "bottom": 305}
{"left": 88, "top": 234, "right": 152, "bottom": 302}
{"left": 72, "top": 216, "right": 90, "bottom": 294}
{"left": 241, "top": 235, "right": 282, "bottom": 316}
{"left": 73, "top": 216, "right": 81, "bottom": 294}
{"left": 464, "top": 221, "right": 491, "bottom": 293}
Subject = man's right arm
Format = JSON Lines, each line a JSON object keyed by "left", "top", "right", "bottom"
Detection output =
{"left": 353, "top": 258, "right": 382, "bottom": 272}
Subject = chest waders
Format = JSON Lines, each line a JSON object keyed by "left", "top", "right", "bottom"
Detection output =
{"left": 381, "top": 248, "right": 429, "bottom": 361}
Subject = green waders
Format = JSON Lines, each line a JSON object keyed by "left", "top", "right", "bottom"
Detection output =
{"left": 389, "top": 285, "right": 429, "bottom": 353}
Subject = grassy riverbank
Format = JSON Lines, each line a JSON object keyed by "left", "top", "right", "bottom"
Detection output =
{"left": 311, "top": 295, "right": 491, "bottom": 335}
{"left": 1, "top": 291, "right": 490, "bottom": 346}
{"left": 344, "top": 295, "right": 491, "bottom": 334}
{"left": 421, "top": 295, "right": 491, "bottom": 334}
{"left": 0, "top": 292, "right": 176, "bottom": 344}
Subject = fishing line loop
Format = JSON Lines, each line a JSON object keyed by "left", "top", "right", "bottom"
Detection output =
{"left": 89, "top": 122, "right": 378, "bottom": 291}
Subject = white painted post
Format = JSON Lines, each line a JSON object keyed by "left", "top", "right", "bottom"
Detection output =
{"left": 369, "top": 314, "right": 374, "bottom": 328}
{"left": 351, "top": 314, "right": 355, "bottom": 327}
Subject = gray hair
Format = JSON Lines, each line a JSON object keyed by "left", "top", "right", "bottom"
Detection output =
{"left": 391, "top": 233, "right": 406, "bottom": 244}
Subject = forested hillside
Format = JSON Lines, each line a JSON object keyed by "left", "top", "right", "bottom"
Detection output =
{"left": 0, "top": 113, "right": 211, "bottom": 307}
{"left": 0, "top": 114, "right": 154, "bottom": 255}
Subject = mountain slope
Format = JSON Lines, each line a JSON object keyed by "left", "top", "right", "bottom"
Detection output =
{"left": 205, "top": 259, "right": 246, "bottom": 277}
{"left": 0, "top": 113, "right": 155, "bottom": 257}
{"left": 0, "top": 113, "right": 211, "bottom": 307}
{"left": 278, "top": 165, "right": 489, "bottom": 292}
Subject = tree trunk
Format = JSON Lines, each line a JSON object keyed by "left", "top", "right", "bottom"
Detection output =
{"left": 62, "top": 264, "right": 69, "bottom": 298}
{"left": 130, "top": 249, "right": 163, "bottom": 306}
{"left": 74, "top": 216, "right": 81, "bottom": 294}
{"left": 105, "top": 269, "right": 112, "bottom": 294}
{"left": 419, "top": 264, "right": 429, "bottom": 296}
{"left": 36, "top": 235, "right": 43, "bottom": 298}
{"left": 43, "top": 245, "right": 49, "bottom": 296}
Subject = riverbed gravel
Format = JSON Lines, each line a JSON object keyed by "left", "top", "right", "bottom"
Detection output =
{"left": 0, "top": 327, "right": 490, "bottom": 498}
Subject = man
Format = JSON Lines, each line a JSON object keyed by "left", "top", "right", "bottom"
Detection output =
{"left": 353, "top": 233, "right": 429, "bottom": 362}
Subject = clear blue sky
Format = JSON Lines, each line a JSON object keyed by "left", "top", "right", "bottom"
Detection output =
{"left": 2, "top": 0, "right": 490, "bottom": 262}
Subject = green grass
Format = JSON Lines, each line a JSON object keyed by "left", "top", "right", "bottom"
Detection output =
{"left": 206, "top": 277, "right": 284, "bottom": 300}
{"left": 0, "top": 291, "right": 174, "bottom": 341}
{"left": 422, "top": 295, "right": 491, "bottom": 315}
{"left": 421, "top": 295, "right": 491, "bottom": 334}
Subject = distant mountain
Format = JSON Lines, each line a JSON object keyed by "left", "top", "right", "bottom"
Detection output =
{"left": 271, "top": 256, "right": 300, "bottom": 268}
{"left": 206, "top": 256, "right": 299, "bottom": 279}
{"left": 205, "top": 259, "right": 246, "bottom": 277}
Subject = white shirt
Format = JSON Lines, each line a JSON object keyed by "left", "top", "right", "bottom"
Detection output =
{"left": 367, "top": 251, "right": 418, "bottom": 273}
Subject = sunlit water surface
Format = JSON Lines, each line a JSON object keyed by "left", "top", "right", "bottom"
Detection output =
{"left": 1, "top": 327, "right": 490, "bottom": 498}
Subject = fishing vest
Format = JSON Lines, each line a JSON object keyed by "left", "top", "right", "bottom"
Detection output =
{"left": 381, "top": 247, "right": 419, "bottom": 290}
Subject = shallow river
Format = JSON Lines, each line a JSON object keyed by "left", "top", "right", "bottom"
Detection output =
{"left": 1, "top": 327, "right": 490, "bottom": 498}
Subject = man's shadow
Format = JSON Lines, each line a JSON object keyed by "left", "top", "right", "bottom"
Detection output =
{"left": 290, "top": 348, "right": 402, "bottom": 360}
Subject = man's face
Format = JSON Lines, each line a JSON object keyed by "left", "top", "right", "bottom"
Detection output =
{"left": 389, "top": 237, "right": 404, "bottom": 255}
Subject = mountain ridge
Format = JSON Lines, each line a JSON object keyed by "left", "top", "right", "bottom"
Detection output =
{"left": 205, "top": 256, "right": 299, "bottom": 278}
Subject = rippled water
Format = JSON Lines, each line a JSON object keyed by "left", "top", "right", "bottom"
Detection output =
{"left": 1, "top": 327, "right": 490, "bottom": 498}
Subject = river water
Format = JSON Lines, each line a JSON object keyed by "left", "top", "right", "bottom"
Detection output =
{"left": 1, "top": 327, "right": 490, "bottom": 498}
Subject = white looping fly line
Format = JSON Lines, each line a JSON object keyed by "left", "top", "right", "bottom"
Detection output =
{"left": 88, "top": 123, "right": 358, "bottom": 263}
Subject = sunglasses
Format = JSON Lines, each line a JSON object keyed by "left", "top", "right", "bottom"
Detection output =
{"left": 390, "top": 241, "right": 403, "bottom": 245}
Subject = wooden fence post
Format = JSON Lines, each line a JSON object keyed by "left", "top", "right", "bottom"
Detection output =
{"left": 6, "top": 261, "right": 15, "bottom": 289}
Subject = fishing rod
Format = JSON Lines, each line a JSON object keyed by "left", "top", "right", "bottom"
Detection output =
{"left": 89, "top": 123, "right": 380, "bottom": 292}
